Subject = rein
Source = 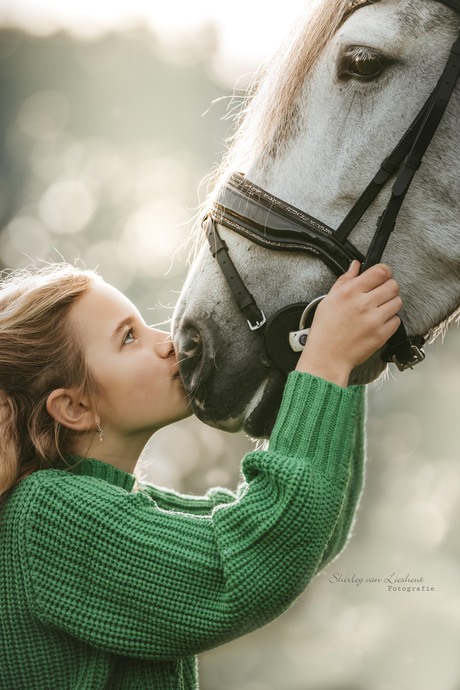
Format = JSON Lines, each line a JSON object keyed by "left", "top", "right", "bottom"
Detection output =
{"left": 204, "top": 0, "right": 460, "bottom": 374}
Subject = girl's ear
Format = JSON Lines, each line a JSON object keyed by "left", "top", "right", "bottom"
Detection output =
{"left": 46, "top": 389, "right": 94, "bottom": 432}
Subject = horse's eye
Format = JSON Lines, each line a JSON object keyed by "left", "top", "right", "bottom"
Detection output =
{"left": 338, "top": 47, "right": 387, "bottom": 81}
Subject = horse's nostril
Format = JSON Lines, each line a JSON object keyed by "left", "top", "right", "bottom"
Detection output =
{"left": 178, "top": 324, "right": 203, "bottom": 360}
{"left": 175, "top": 320, "right": 214, "bottom": 394}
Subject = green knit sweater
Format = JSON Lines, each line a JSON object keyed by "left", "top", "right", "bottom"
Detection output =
{"left": 0, "top": 372, "right": 365, "bottom": 690}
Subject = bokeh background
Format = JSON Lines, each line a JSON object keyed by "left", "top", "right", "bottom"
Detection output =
{"left": 0, "top": 1, "right": 459, "bottom": 688}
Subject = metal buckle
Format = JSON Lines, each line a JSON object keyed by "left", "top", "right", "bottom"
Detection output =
{"left": 392, "top": 345, "right": 426, "bottom": 372}
{"left": 247, "top": 311, "right": 266, "bottom": 331}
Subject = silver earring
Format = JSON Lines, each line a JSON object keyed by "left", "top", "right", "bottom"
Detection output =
{"left": 96, "top": 423, "right": 104, "bottom": 443}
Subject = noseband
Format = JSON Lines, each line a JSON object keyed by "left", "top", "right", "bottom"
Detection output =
{"left": 204, "top": 0, "right": 460, "bottom": 374}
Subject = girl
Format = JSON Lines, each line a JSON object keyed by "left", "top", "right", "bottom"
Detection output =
{"left": 0, "top": 259, "right": 401, "bottom": 690}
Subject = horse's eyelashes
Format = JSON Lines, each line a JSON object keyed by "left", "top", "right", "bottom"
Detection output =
{"left": 337, "top": 46, "right": 390, "bottom": 82}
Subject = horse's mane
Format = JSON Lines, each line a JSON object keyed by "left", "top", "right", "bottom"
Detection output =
{"left": 216, "top": 0, "right": 355, "bottom": 180}
{"left": 186, "top": 0, "right": 356, "bottom": 260}
{"left": 214, "top": 0, "right": 455, "bottom": 181}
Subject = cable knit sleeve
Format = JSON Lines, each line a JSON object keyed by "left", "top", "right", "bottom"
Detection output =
{"left": 21, "top": 372, "right": 365, "bottom": 661}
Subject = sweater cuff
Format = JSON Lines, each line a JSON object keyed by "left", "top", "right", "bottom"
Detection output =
{"left": 268, "top": 371, "right": 364, "bottom": 475}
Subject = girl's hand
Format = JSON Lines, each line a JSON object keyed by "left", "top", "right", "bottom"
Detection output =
{"left": 296, "top": 260, "right": 402, "bottom": 387}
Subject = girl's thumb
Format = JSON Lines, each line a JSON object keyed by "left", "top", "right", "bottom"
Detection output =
{"left": 328, "top": 260, "right": 361, "bottom": 294}
{"left": 345, "top": 260, "right": 361, "bottom": 277}
{"left": 335, "top": 260, "right": 361, "bottom": 284}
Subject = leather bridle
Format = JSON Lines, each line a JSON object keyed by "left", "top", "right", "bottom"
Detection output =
{"left": 204, "top": 0, "right": 460, "bottom": 374}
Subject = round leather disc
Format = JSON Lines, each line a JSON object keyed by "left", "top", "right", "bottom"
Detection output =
{"left": 264, "top": 302, "right": 318, "bottom": 373}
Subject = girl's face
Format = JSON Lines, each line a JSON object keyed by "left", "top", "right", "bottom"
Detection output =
{"left": 69, "top": 279, "right": 191, "bottom": 447}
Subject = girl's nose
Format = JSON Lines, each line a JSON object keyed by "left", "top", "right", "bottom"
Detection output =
{"left": 153, "top": 329, "right": 175, "bottom": 359}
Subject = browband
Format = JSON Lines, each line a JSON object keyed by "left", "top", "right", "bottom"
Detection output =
{"left": 209, "top": 173, "right": 364, "bottom": 277}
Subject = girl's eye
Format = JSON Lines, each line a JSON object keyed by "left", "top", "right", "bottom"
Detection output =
{"left": 123, "top": 328, "right": 135, "bottom": 345}
{"left": 338, "top": 47, "right": 387, "bottom": 81}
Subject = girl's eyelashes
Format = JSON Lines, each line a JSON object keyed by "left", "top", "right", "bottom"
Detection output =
{"left": 122, "top": 328, "right": 136, "bottom": 345}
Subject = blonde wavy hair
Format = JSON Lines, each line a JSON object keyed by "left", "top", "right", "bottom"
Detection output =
{"left": 0, "top": 263, "right": 101, "bottom": 499}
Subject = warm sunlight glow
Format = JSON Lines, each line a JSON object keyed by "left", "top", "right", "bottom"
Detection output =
{"left": 0, "top": 0, "right": 310, "bottom": 77}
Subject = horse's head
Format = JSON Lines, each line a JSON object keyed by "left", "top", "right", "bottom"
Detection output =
{"left": 173, "top": 0, "right": 460, "bottom": 437}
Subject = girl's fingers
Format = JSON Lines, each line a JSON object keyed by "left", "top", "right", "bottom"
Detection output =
{"left": 346, "top": 259, "right": 361, "bottom": 277}
{"left": 366, "top": 278, "right": 401, "bottom": 308}
{"left": 328, "top": 260, "right": 360, "bottom": 292}
{"left": 377, "top": 295, "right": 404, "bottom": 322}
{"left": 329, "top": 263, "right": 394, "bottom": 298}
{"left": 380, "top": 313, "right": 402, "bottom": 340}
{"left": 356, "top": 263, "right": 393, "bottom": 292}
